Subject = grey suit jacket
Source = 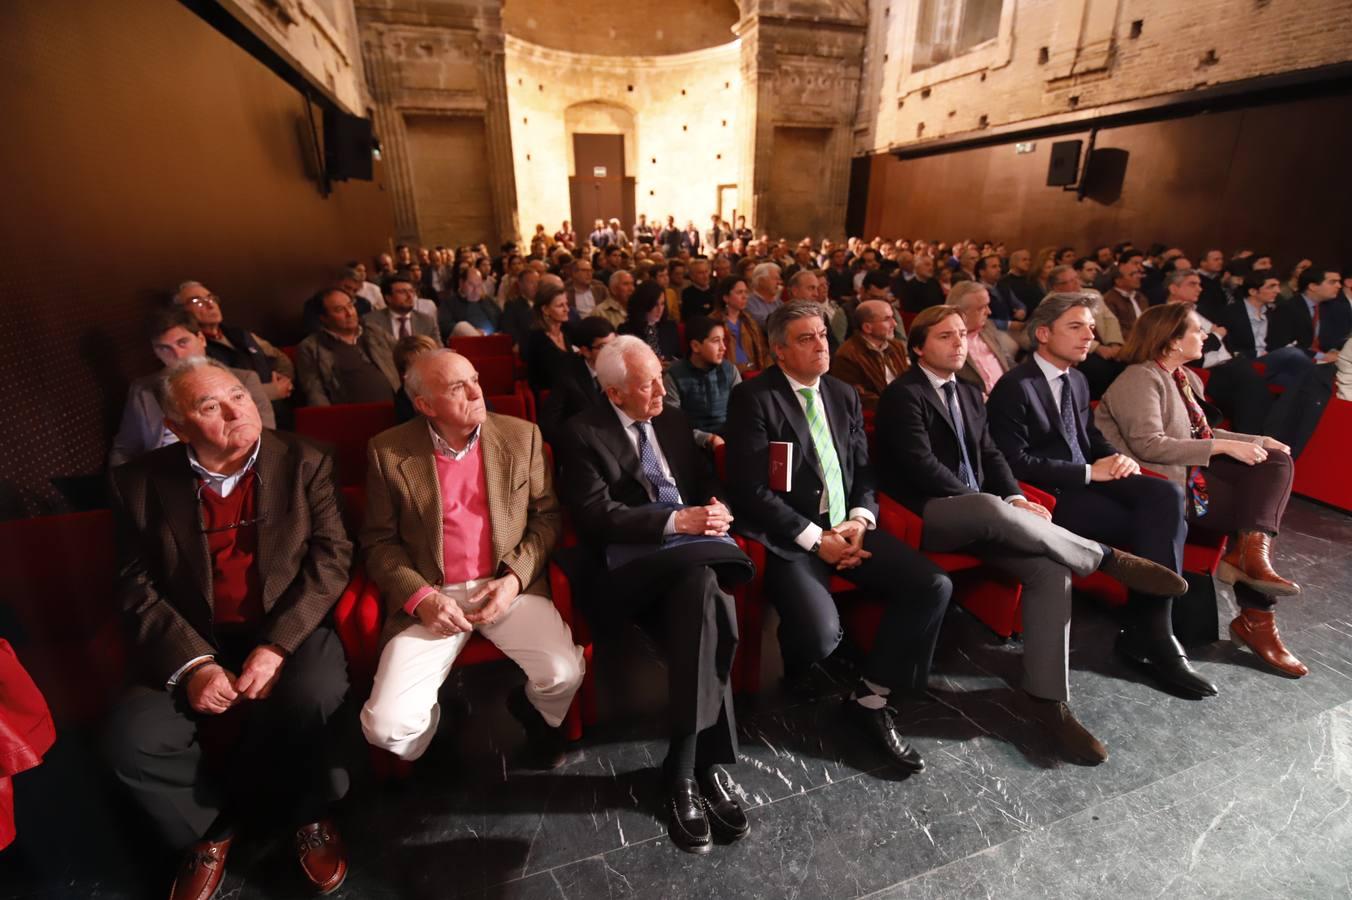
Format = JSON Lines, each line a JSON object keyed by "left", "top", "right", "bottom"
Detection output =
{"left": 364, "top": 307, "right": 439, "bottom": 341}
{"left": 1093, "top": 362, "right": 1261, "bottom": 487}
{"left": 295, "top": 327, "right": 401, "bottom": 407}
{"left": 109, "top": 368, "right": 275, "bottom": 468}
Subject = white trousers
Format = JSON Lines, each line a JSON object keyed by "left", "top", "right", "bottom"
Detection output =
{"left": 360, "top": 580, "right": 585, "bottom": 761}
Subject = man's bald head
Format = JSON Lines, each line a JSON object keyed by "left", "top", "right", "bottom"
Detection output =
{"left": 856, "top": 299, "right": 898, "bottom": 343}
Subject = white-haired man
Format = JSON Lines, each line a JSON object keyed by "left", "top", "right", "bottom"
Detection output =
{"left": 360, "top": 350, "right": 584, "bottom": 769}
{"left": 556, "top": 336, "right": 751, "bottom": 856}
{"left": 745, "top": 262, "right": 783, "bottom": 327}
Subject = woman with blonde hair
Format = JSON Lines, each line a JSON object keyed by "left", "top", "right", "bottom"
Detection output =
{"left": 1094, "top": 303, "right": 1305, "bottom": 678}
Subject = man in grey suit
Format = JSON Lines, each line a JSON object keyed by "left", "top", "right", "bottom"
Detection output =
{"left": 110, "top": 308, "right": 274, "bottom": 467}
{"left": 875, "top": 304, "right": 1188, "bottom": 766}
{"left": 365, "top": 272, "right": 439, "bottom": 342}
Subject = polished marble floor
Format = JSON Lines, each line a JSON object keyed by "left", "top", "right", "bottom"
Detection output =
{"left": 3, "top": 499, "right": 1351, "bottom": 899}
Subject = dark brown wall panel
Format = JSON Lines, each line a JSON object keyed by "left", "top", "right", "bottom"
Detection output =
{"left": 862, "top": 93, "right": 1352, "bottom": 267}
{"left": 0, "top": 0, "right": 395, "bottom": 519}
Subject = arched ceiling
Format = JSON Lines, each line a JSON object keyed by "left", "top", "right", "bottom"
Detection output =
{"left": 502, "top": 0, "right": 740, "bottom": 56}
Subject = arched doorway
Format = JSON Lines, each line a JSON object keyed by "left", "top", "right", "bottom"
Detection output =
{"left": 564, "top": 101, "right": 636, "bottom": 237}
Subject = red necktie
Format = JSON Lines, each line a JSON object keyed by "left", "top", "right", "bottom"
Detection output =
{"left": 1311, "top": 303, "right": 1321, "bottom": 353}
{"left": 398, "top": 316, "right": 410, "bottom": 339}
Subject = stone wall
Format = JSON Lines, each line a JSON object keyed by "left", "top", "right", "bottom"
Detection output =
{"left": 502, "top": 0, "right": 739, "bottom": 57}
{"left": 356, "top": 0, "right": 519, "bottom": 246}
{"left": 505, "top": 36, "right": 743, "bottom": 237}
{"left": 856, "top": 0, "right": 1352, "bottom": 154}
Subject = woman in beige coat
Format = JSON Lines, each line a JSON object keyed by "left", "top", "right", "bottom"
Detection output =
{"left": 1095, "top": 303, "right": 1306, "bottom": 678}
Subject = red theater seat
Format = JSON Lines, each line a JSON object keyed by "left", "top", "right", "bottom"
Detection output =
{"left": 450, "top": 333, "right": 514, "bottom": 357}
{"left": 294, "top": 402, "right": 397, "bottom": 487}
{"left": 1293, "top": 397, "right": 1352, "bottom": 513}
{"left": 473, "top": 356, "right": 517, "bottom": 395}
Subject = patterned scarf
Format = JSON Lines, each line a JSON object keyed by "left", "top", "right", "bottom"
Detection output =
{"left": 1168, "top": 364, "right": 1212, "bottom": 516}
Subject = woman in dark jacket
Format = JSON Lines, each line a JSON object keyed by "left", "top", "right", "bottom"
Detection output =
{"left": 617, "top": 280, "right": 681, "bottom": 362}
{"left": 523, "top": 280, "right": 574, "bottom": 394}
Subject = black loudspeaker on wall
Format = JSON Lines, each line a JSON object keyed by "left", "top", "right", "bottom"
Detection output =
{"left": 1046, "top": 140, "right": 1082, "bottom": 187}
{"left": 324, "top": 109, "right": 374, "bottom": 182}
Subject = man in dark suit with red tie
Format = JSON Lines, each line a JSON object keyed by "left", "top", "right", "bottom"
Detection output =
{"left": 986, "top": 294, "right": 1215, "bottom": 700}
{"left": 556, "top": 336, "right": 750, "bottom": 855}
{"left": 102, "top": 358, "right": 353, "bottom": 900}
{"left": 723, "top": 300, "right": 953, "bottom": 775}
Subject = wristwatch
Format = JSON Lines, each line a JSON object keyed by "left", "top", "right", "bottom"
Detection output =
{"left": 810, "top": 536, "right": 822, "bottom": 555}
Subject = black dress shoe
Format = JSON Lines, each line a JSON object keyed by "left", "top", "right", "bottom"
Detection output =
{"left": 697, "top": 766, "right": 750, "bottom": 843}
{"left": 666, "top": 778, "right": 712, "bottom": 854}
{"left": 843, "top": 699, "right": 925, "bottom": 773}
{"left": 1116, "top": 630, "right": 1218, "bottom": 698}
{"left": 506, "top": 686, "right": 568, "bottom": 769}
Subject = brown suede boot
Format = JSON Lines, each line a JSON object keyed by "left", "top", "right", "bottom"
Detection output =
{"left": 1230, "top": 609, "right": 1308, "bottom": 678}
{"left": 1217, "top": 532, "right": 1300, "bottom": 597}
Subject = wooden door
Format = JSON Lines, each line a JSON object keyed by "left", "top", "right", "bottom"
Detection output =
{"left": 569, "top": 133, "right": 634, "bottom": 233}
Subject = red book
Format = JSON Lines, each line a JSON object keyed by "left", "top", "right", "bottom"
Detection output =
{"left": 769, "top": 441, "right": 793, "bottom": 492}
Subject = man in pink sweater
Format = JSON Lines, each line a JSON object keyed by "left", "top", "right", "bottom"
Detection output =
{"left": 359, "top": 350, "right": 584, "bottom": 769}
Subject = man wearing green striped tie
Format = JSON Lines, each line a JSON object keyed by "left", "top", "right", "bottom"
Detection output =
{"left": 725, "top": 301, "right": 954, "bottom": 775}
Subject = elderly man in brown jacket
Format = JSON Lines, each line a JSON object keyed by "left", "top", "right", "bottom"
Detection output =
{"left": 359, "top": 349, "right": 584, "bottom": 768}
{"left": 829, "top": 299, "right": 909, "bottom": 410}
{"left": 103, "top": 358, "right": 353, "bottom": 900}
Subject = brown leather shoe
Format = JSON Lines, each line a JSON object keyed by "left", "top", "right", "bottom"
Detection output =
{"left": 1217, "top": 532, "right": 1300, "bottom": 597}
{"left": 169, "top": 836, "right": 231, "bottom": 900}
{"left": 295, "top": 820, "right": 348, "bottom": 895}
{"left": 1099, "top": 548, "right": 1189, "bottom": 597}
{"left": 1230, "top": 609, "right": 1308, "bottom": 678}
{"left": 1017, "top": 691, "right": 1109, "bottom": 765}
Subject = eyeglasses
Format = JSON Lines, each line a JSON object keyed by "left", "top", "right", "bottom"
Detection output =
{"left": 184, "top": 294, "right": 218, "bottom": 308}
{"left": 200, "top": 513, "right": 267, "bottom": 535}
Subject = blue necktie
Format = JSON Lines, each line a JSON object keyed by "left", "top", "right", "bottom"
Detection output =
{"left": 942, "top": 381, "right": 980, "bottom": 491}
{"left": 1058, "top": 375, "right": 1087, "bottom": 465}
{"left": 633, "top": 422, "right": 682, "bottom": 505}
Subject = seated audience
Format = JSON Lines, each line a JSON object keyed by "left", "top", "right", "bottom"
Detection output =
{"left": 977, "top": 253, "right": 1026, "bottom": 332}
{"left": 1195, "top": 249, "right": 1230, "bottom": 322}
{"left": 618, "top": 280, "right": 682, "bottom": 361}
{"left": 566, "top": 259, "right": 607, "bottom": 316}
{"left": 986, "top": 294, "right": 1214, "bottom": 698}
{"left": 295, "top": 289, "right": 400, "bottom": 406}
{"left": 556, "top": 337, "right": 751, "bottom": 855}
{"left": 745, "top": 262, "right": 783, "bottom": 326}
{"left": 681, "top": 257, "right": 718, "bottom": 321}
{"left": 392, "top": 334, "right": 440, "bottom": 424}
{"left": 829, "top": 299, "right": 909, "bottom": 410}
{"left": 104, "top": 358, "right": 353, "bottom": 900}
{"left": 899, "top": 254, "right": 945, "bottom": 313}
{"left": 949, "top": 281, "right": 1015, "bottom": 398}
{"left": 1271, "top": 264, "right": 1348, "bottom": 362}
{"left": 111, "top": 309, "right": 275, "bottom": 467}
{"left": 440, "top": 263, "right": 503, "bottom": 337}
{"left": 524, "top": 278, "right": 574, "bottom": 394}
{"left": 539, "top": 317, "right": 616, "bottom": 447}
{"left": 1000, "top": 248, "right": 1044, "bottom": 313}
{"left": 662, "top": 316, "right": 741, "bottom": 448}
{"left": 724, "top": 301, "right": 953, "bottom": 773}
{"left": 592, "top": 270, "right": 632, "bottom": 329}
{"left": 711, "top": 274, "right": 771, "bottom": 372}
{"left": 173, "top": 280, "right": 295, "bottom": 410}
{"left": 346, "top": 261, "right": 385, "bottom": 310}
{"left": 1094, "top": 304, "right": 1305, "bottom": 677}
{"left": 1102, "top": 260, "right": 1147, "bottom": 336}
{"left": 500, "top": 267, "right": 541, "bottom": 351}
{"left": 367, "top": 272, "right": 439, "bottom": 341}
{"left": 876, "top": 305, "right": 1187, "bottom": 765}
{"left": 360, "top": 350, "right": 583, "bottom": 768}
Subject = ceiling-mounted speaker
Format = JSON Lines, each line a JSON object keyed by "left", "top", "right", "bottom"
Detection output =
{"left": 324, "top": 109, "right": 374, "bottom": 181}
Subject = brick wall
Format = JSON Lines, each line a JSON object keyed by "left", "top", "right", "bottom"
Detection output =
{"left": 857, "top": 0, "right": 1352, "bottom": 153}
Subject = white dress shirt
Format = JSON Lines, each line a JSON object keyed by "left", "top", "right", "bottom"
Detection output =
{"left": 916, "top": 363, "right": 1023, "bottom": 502}
{"left": 781, "top": 372, "right": 876, "bottom": 552}
{"left": 611, "top": 403, "right": 681, "bottom": 536}
{"left": 1032, "top": 352, "right": 1092, "bottom": 485}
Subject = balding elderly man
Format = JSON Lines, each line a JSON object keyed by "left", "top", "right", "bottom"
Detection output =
{"left": 829, "top": 299, "right": 909, "bottom": 411}
{"left": 173, "top": 280, "right": 295, "bottom": 408}
{"left": 556, "top": 336, "right": 752, "bottom": 855}
{"left": 104, "top": 358, "right": 352, "bottom": 900}
{"left": 949, "top": 281, "right": 1016, "bottom": 398}
{"left": 591, "top": 269, "right": 633, "bottom": 329}
{"left": 360, "top": 350, "right": 583, "bottom": 769}
{"left": 745, "top": 262, "right": 783, "bottom": 327}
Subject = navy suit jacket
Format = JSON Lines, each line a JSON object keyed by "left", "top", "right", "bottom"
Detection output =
{"left": 986, "top": 358, "right": 1118, "bottom": 491}
{"left": 724, "top": 366, "right": 875, "bottom": 559}
{"left": 875, "top": 365, "right": 1021, "bottom": 514}
{"left": 1271, "top": 294, "right": 1352, "bottom": 355}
